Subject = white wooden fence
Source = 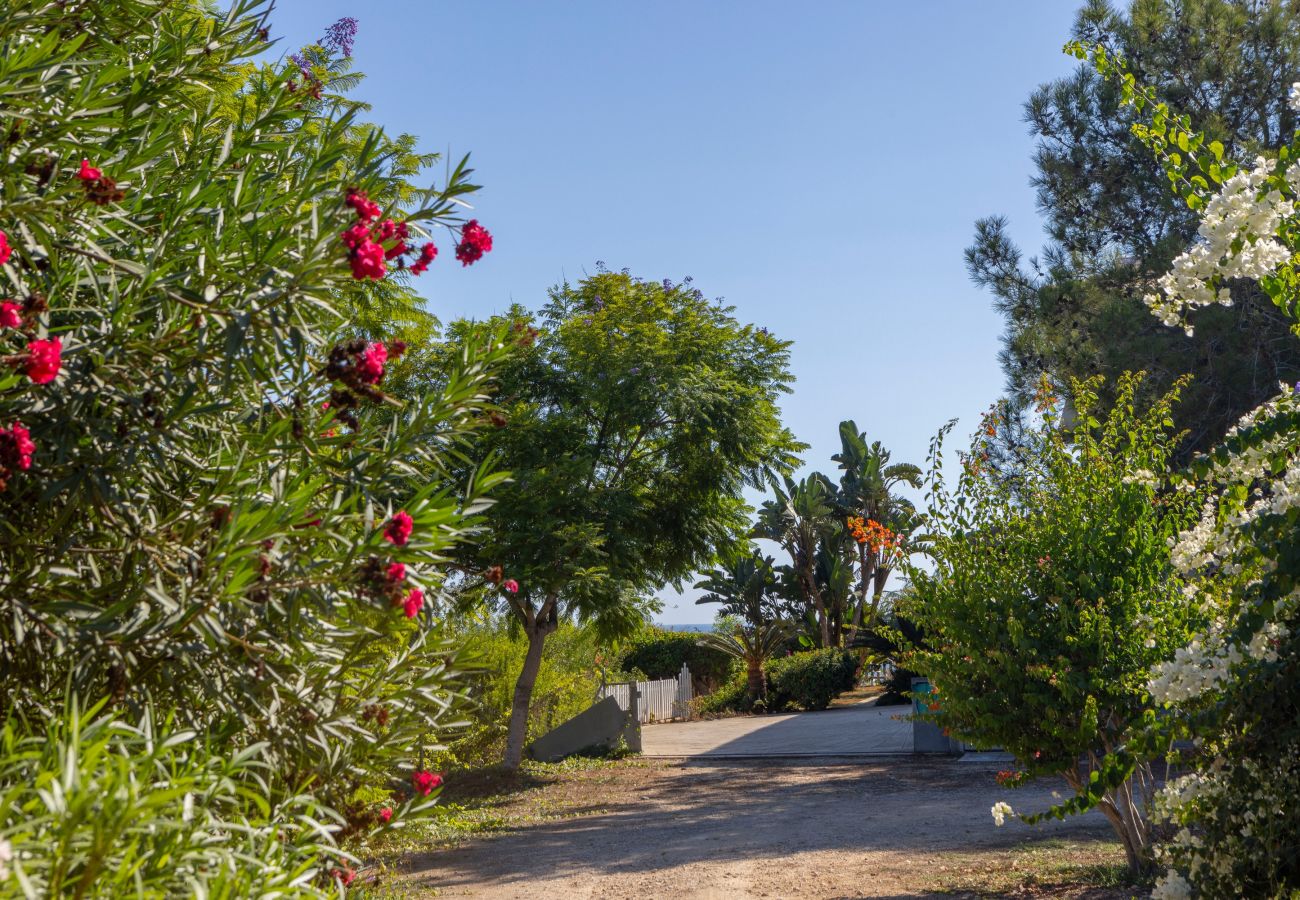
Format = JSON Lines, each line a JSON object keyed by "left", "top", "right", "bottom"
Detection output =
{"left": 599, "top": 663, "right": 693, "bottom": 723}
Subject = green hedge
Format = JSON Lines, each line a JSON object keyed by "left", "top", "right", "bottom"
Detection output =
{"left": 692, "top": 670, "right": 754, "bottom": 717}
{"left": 620, "top": 628, "right": 732, "bottom": 688}
{"left": 766, "top": 649, "right": 859, "bottom": 711}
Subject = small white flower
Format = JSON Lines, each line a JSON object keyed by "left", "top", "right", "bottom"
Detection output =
{"left": 991, "top": 801, "right": 1014, "bottom": 827}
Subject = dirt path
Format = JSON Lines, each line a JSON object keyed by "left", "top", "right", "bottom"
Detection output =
{"left": 397, "top": 758, "right": 1131, "bottom": 899}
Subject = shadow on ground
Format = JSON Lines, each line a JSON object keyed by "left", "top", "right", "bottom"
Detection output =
{"left": 402, "top": 758, "right": 1116, "bottom": 898}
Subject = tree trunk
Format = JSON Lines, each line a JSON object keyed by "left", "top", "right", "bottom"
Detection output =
{"left": 502, "top": 595, "right": 558, "bottom": 770}
{"left": 745, "top": 656, "right": 764, "bottom": 702}
{"left": 803, "top": 558, "right": 831, "bottom": 648}
{"left": 846, "top": 545, "right": 877, "bottom": 646}
{"left": 1063, "top": 765, "right": 1152, "bottom": 875}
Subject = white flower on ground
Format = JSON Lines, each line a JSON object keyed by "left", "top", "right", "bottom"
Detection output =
{"left": 991, "top": 801, "right": 1014, "bottom": 826}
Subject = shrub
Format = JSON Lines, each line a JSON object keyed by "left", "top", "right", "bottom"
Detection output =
{"left": 905, "top": 373, "right": 1200, "bottom": 875}
{"left": 691, "top": 670, "right": 753, "bottom": 717}
{"left": 0, "top": 699, "right": 391, "bottom": 896}
{"left": 1077, "top": 43, "right": 1300, "bottom": 898}
{"left": 619, "top": 628, "right": 732, "bottom": 690}
{"left": 766, "top": 649, "right": 858, "bottom": 711}
{"left": 439, "top": 620, "right": 605, "bottom": 769}
{"left": 0, "top": 0, "right": 500, "bottom": 890}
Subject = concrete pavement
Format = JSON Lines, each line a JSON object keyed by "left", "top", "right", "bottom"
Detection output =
{"left": 640, "top": 701, "right": 913, "bottom": 757}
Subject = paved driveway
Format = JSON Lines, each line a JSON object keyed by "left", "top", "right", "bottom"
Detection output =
{"left": 641, "top": 701, "right": 912, "bottom": 757}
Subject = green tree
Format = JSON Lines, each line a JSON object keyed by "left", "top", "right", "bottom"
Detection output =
{"left": 755, "top": 474, "right": 837, "bottom": 647}
{"left": 694, "top": 546, "right": 782, "bottom": 634}
{"left": 442, "top": 271, "right": 802, "bottom": 769}
{"left": 698, "top": 622, "right": 791, "bottom": 705}
{"left": 967, "top": 0, "right": 1300, "bottom": 462}
{"left": 904, "top": 374, "right": 1202, "bottom": 874}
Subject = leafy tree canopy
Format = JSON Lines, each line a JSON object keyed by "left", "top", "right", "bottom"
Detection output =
{"left": 968, "top": 0, "right": 1300, "bottom": 459}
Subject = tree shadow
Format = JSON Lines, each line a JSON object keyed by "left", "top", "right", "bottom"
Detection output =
{"left": 402, "top": 758, "right": 1116, "bottom": 894}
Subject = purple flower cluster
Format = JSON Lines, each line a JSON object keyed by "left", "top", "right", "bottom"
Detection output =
{"left": 321, "top": 17, "right": 358, "bottom": 58}
{"left": 288, "top": 52, "right": 311, "bottom": 80}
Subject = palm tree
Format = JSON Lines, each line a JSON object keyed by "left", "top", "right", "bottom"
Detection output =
{"left": 754, "top": 474, "right": 835, "bottom": 647}
{"left": 694, "top": 547, "right": 780, "bottom": 633}
{"left": 832, "top": 421, "right": 924, "bottom": 635}
{"left": 698, "top": 621, "right": 791, "bottom": 704}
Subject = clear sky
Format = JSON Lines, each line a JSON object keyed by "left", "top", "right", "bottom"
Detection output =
{"left": 270, "top": 0, "right": 1081, "bottom": 623}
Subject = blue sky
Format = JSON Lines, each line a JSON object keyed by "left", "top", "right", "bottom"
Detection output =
{"left": 271, "top": 1, "right": 1081, "bottom": 623}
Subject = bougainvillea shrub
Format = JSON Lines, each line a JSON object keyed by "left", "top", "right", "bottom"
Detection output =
{"left": 1073, "top": 42, "right": 1300, "bottom": 899}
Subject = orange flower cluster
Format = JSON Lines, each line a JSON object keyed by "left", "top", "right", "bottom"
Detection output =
{"left": 847, "top": 516, "right": 902, "bottom": 557}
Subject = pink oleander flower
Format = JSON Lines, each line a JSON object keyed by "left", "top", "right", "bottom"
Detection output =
{"left": 77, "top": 159, "right": 102, "bottom": 182}
{"left": 378, "top": 807, "right": 393, "bottom": 823}
{"left": 503, "top": 579, "right": 519, "bottom": 594}
{"left": 340, "top": 222, "right": 371, "bottom": 250}
{"left": 25, "top": 337, "right": 61, "bottom": 384}
{"left": 0, "top": 422, "right": 35, "bottom": 471}
{"left": 349, "top": 239, "right": 386, "bottom": 280}
{"left": 345, "top": 188, "right": 381, "bottom": 223}
{"left": 357, "top": 341, "right": 387, "bottom": 384}
{"left": 386, "top": 561, "right": 407, "bottom": 583}
{"left": 455, "top": 220, "right": 492, "bottom": 266}
{"left": 402, "top": 588, "right": 424, "bottom": 618}
{"left": 0, "top": 232, "right": 11, "bottom": 266}
{"left": 0, "top": 302, "right": 20, "bottom": 329}
{"left": 411, "top": 770, "right": 443, "bottom": 796}
{"left": 383, "top": 510, "right": 413, "bottom": 546}
{"left": 410, "top": 242, "right": 437, "bottom": 275}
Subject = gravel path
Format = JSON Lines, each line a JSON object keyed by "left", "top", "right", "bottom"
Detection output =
{"left": 399, "top": 757, "right": 1122, "bottom": 899}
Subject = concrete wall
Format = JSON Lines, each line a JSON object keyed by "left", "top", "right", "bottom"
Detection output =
{"left": 529, "top": 694, "right": 641, "bottom": 762}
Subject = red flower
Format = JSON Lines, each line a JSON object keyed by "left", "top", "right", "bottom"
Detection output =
{"left": 340, "top": 222, "right": 371, "bottom": 250}
{"left": 77, "top": 159, "right": 102, "bottom": 182}
{"left": 383, "top": 510, "right": 413, "bottom": 546}
{"left": 386, "top": 561, "right": 406, "bottom": 582}
{"left": 379, "top": 807, "right": 393, "bottom": 823}
{"left": 411, "top": 770, "right": 443, "bottom": 796}
{"left": 0, "top": 302, "right": 20, "bottom": 329}
{"left": 25, "top": 337, "right": 61, "bottom": 384}
{"left": 357, "top": 341, "right": 387, "bottom": 384}
{"left": 503, "top": 579, "right": 519, "bottom": 594}
{"left": 0, "top": 231, "right": 10, "bottom": 266}
{"left": 384, "top": 240, "right": 408, "bottom": 261}
{"left": 410, "top": 242, "right": 437, "bottom": 275}
{"left": 0, "top": 422, "right": 35, "bottom": 471}
{"left": 345, "top": 188, "right": 381, "bottom": 223}
{"left": 349, "top": 239, "right": 386, "bottom": 280}
{"left": 329, "top": 866, "right": 356, "bottom": 886}
{"left": 455, "top": 220, "right": 493, "bottom": 267}
{"left": 402, "top": 588, "right": 424, "bottom": 618}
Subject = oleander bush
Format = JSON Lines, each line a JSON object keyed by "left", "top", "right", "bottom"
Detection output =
{"left": 0, "top": 0, "right": 503, "bottom": 892}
